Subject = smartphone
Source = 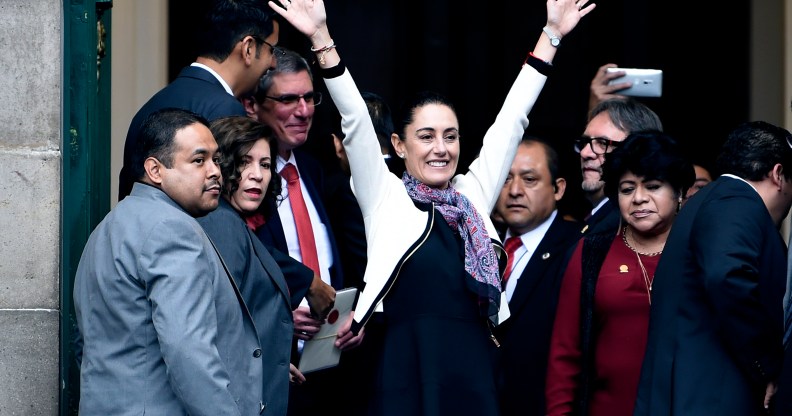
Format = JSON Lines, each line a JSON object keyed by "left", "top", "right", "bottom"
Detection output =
{"left": 606, "top": 68, "right": 663, "bottom": 97}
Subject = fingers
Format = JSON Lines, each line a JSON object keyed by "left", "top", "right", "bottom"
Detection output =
{"left": 335, "top": 331, "right": 364, "bottom": 350}
{"left": 306, "top": 279, "right": 335, "bottom": 320}
{"left": 289, "top": 364, "right": 306, "bottom": 385}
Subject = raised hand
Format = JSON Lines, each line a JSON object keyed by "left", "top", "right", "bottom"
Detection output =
{"left": 588, "top": 63, "right": 630, "bottom": 112}
{"left": 268, "top": 0, "right": 328, "bottom": 39}
{"left": 546, "top": 0, "right": 596, "bottom": 37}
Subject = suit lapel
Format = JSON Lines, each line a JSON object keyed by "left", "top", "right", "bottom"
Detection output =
{"left": 247, "top": 227, "right": 292, "bottom": 304}
{"left": 258, "top": 209, "right": 289, "bottom": 253}
{"left": 508, "top": 217, "right": 580, "bottom": 315}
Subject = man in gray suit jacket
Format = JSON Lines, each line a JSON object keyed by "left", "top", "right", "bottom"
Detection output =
{"left": 74, "top": 109, "right": 264, "bottom": 415}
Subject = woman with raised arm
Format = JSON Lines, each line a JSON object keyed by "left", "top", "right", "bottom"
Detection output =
{"left": 272, "top": 0, "right": 594, "bottom": 414}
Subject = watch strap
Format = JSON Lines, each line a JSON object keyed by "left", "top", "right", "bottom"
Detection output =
{"left": 542, "top": 26, "right": 561, "bottom": 47}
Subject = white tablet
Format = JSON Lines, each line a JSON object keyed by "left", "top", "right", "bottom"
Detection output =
{"left": 298, "top": 287, "right": 358, "bottom": 374}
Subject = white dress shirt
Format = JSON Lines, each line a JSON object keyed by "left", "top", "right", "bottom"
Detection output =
{"left": 276, "top": 155, "right": 334, "bottom": 292}
{"left": 503, "top": 210, "right": 558, "bottom": 303}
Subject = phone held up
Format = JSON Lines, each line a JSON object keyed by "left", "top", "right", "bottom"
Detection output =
{"left": 606, "top": 68, "right": 663, "bottom": 98}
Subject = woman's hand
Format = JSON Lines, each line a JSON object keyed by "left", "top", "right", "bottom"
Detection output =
{"left": 546, "top": 0, "right": 596, "bottom": 38}
{"left": 335, "top": 311, "right": 365, "bottom": 351}
{"left": 268, "top": 0, "right": 328, "bottom": 41}
{"left": 268, "top": 0, "right": 338, "bottom": 67}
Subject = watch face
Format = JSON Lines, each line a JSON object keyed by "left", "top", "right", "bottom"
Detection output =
{"left": 551, "top": 38, "right": 560, "bottom": 46}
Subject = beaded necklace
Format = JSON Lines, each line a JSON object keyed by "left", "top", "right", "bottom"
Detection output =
{"left": 621, "top": 226, "right": 662, "bottom": 304}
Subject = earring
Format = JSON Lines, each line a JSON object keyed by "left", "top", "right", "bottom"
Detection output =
{"left": 398, "top": 153, "right": 405, "bottom": 159}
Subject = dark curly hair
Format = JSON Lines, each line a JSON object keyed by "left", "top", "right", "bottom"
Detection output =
{"left": 603, "top": 130, "right": 694, "bottom": 201}
{"left": 209, "top": 116, "right": 282, "bottom": 218}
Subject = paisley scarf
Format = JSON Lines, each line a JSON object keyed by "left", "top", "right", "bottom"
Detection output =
{"left": 403, "top": 172, "right": 501, "bottom": 317}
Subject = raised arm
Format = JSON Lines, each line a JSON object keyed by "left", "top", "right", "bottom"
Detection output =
{"left": 268, "top": 0, "right": 339, "bottom": 69}
{"left": 534, "top": 0, "right": 596, "bottom": 63}
{"left": 456, "top": 0, "right": 596, "bottom": 215}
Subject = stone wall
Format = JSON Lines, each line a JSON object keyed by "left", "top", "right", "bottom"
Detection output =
{"left": 0, "top": 0, "right": 62, "bottom": 414}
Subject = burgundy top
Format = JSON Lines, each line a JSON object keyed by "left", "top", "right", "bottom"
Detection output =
{"left": 546, "top": 234, "right": 660, "bottom": 416}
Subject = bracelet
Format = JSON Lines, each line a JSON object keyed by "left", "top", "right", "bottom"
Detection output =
{"left": 524, "top": 51, "right": 553, "bottom": 76}
{"left": 310, "top": 39, "right": 336, "bottom": 65}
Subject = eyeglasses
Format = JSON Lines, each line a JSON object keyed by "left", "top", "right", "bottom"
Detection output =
{"left": 264, "top": 91, "right": 322, "bottom": 107}
{"left": 249, "top": 35, "right": 282, "bottom": 57}
{"left": 261, "top": 40, "right": 276, "bottom": 56}
{"left": 574, "top": 135, "right": 621, "bottom": 155}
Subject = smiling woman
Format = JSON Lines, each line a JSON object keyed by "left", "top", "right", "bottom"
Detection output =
{"left": 269, "top": 0, "right": 595, "bottom": 413}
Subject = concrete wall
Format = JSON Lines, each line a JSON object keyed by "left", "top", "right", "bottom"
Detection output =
{"left": 0, "top": 0, "right": 62, "bottom": 414}
{"left": 111, "top": 0, "right": 168, "bottom": 207}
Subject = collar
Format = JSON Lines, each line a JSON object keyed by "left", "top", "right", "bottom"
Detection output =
{"left": 720, "top": 173, "right": 760, "bottom": 195}
{"left": 190, "top": 62, "right": 233, "bottom": 96}
{"left": 504, "top": 210, "right": 558, "bottom": 251}
{"left": 276, "top": 153, "right": 298, "bottom": 172}
{"left": 590, "top": 197, "right": 609, "bottom": 216}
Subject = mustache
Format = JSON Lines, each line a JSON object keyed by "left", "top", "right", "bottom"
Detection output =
{"left": 204, "top": 179, "right": 221, "bottom": 191}
{"left": 582, "top": 163, "right": 602, "bottom": 172}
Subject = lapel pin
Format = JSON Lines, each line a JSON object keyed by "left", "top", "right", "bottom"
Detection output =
{"left": 619, "top": 265, "right": 629, "bottom": 273}
{"left": 541, "top": 252, "right": 550, "bottom": 260}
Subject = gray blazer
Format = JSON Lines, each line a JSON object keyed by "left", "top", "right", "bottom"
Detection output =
{"left": 198, "top": 198, "right": 295, "bottom": 416}
{"left": 74, "top": 183, "right": 264, "bottom": 416}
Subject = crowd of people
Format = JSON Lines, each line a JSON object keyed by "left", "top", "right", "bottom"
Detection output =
{"left": 71, "top": 0, "right": 792, "bottom": 415}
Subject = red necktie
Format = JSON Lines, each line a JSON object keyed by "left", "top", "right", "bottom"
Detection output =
{"left": 280, "top": 163, "right": 321, "bottom": 276}
{"left": 502, "top": 236, "right": 523, "bottom": 288}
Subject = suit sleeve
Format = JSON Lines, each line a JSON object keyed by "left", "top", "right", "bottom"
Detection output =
{"left": 141, "top": 217, "right": 242, "bottom": 416}
{"left": 325, "top": 175, "right": 368, "bottom": 289}
{"left": 692, "top": 194, "right": 784, "bottom": 384}
{"left": 545, "top": 241, "right": 585, "bottom": 416}
{"left": 268, "top": 245, "right": 314, "bottom": 308}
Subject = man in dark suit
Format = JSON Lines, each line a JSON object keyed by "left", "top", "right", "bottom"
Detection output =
{"left": 777, "top": 335, "right": 792, "bottom": 415}
{"left": 118, "top": 0, "right": 335, "bottom": 319}
{"left": 576, "top": 98, "right": 663, "bottom": 235}
{"left": 75, "top": 109, "right": 265, "bottom": 415}
{"left": 492, "top": 137, "right": 581, "bottom": 416}
{"left": 243, "top": 47, "right": 367, "bottom": 416}
{"left": 119, "top": 0, "right": 279, "bottom": 201}
{"left": 635, "top": 121, "right": 792, "bottom": 415}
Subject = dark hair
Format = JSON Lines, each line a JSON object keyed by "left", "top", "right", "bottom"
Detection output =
{"left": 395, "top": 91, "right": 457, "bottom": 141}
{"left": 195, "top": 0, "right": 275, "bottom": 62}
{"left": 603, "top": 130, "right": 694, "bottom": 200}
{"left": 716, "top": 121, "right": 792, "bottom": 181}
{"left": 132, "top": 108, "right": 210, "bottom": 181}
{"left": 521, "top": 136, "right": 562, "bottom": 190}
{"left": 253, "top": 47, "right": 312, "bottom": 102}
{"left": 589, "top": 97, "right": 663, "bottom": 134}
{"left": 209, "top": 116, "right": 282, "bottom": 218}
{"left": 362, "top": 91, "right": 395, "bottom": 153}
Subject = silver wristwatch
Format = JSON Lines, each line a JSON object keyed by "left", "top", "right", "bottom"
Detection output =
{"left": 543, "top": 26, "right": 561, "bottom": 47}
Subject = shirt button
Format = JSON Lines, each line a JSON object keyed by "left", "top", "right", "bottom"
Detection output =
{"left": 253, "top": 348, "right": 262, "bottom": 358}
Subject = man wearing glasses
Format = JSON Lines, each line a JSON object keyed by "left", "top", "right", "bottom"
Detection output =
{"left": 243, "top": 47, "right": 368, "bottom": 416}
{"left": 574, "top": 97, "right": 663, "bottom": 234}
{"left": 120, "top": 0, "right": 280, "bottom": 201}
